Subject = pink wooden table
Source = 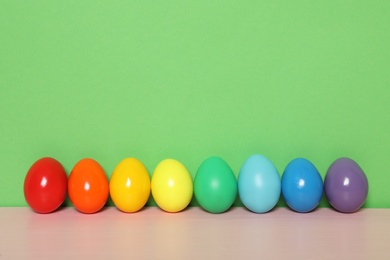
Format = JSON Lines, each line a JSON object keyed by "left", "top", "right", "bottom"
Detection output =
{"left": 1, "top": 207, "right": 389, "bottom": 259}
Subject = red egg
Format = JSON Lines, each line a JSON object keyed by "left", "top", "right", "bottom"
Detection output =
{"left": 24, "top": 157, "right": 68, "bottom": 213}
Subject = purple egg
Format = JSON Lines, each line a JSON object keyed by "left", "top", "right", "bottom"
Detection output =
{"left": 324, "top": 158, "right": 368, "bottom": 213}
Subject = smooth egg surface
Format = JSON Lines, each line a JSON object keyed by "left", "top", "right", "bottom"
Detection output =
{"left": 110, "top": 158, "right": 151, "bottom": 213}
{"left": 194, "top": 156, "right": 237, "bottom": 213}
{"left": 24, "top": 157, "right": 68, "bottom": 214}
{"left": 238, "top": 154, "right": 281, "bottom": 213}
{"left": 324, "top": 157, "right": 368, "bottom": 213}
{"left": 151, "top": 159, "right": 193, "bottom": 213}
{"left": 282, "top": 158, "right": 323, "bottom": 213}
{"left": 68, "top": 158, "right": 109, "bottom": 214}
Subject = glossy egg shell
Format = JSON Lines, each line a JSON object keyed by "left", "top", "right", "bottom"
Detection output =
{"left": 151, "top": 159, "right": 193, "bottom": 213}
{"left": 324, "top": 157, "right": 368, "bottom": 213}
{"left": 68, "top": 158, "right": 109, "bottom": 214}
{"left": 24, "top": 157, "right": 68, "bottom": 213}
{"left": 194, "top": 156, "right": 237, "bottom": 213}
{"left": 110, "top": 158, "right": 151, "bottom": 213}
{"left": 281, "top": 158, "right": 323, "bottom": 213}
{"left": 238, "top": 154, "right": 281, "bottom": 213}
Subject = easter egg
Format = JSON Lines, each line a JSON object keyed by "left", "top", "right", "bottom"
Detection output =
{"left": 238, "top": 154, "right": 281, "bottom": 213}
{"left": 324, "top": 157, "right": 368, "bottom": 213}
{"left": 24, "top": 157, "right": 68, "bottom": 213}
{"left": 110, "top": 158, "right": 151, "bottom": 213}
{"left": 281, "top": 158, "right": 323, "bottom": 213}
{"left": 194, "top": 156, "right": 237, "bottom": 213}
{"left": 68, "top": 158, "right": 109, "bottom": 214}
{"left": 151, "top": 159, "right": 193, "bottom": 213}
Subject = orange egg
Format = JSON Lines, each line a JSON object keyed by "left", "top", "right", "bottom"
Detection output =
{"left": 68, "top": 158, "right": 109, "bottom": 214}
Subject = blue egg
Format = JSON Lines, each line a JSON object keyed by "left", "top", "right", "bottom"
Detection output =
{"left": 281, "top": 158, "right": 323, "bottom": 213}
{"left": 238, "top": 154, "right": 281, "bottom": 213}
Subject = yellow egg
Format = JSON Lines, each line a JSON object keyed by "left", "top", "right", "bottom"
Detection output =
{"left": 109, "top": 158, "right": 151, "bottom": 213}
{"left": 151, "top": 159, "right": 193, "bottom": 213}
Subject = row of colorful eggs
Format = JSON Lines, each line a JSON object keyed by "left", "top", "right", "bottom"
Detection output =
{"left": 24, "top": 155, "right": 369, "bottom": 214}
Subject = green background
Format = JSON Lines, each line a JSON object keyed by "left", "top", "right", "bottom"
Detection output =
{"left": 1, "top": 1, "right": 389, "bottom": 208}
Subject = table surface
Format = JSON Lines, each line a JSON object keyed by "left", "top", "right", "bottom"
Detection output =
{"left": 1, "top": 207, "right": 389, "bottom": 259}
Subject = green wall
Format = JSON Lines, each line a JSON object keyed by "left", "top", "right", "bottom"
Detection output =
{"left": 1, "top": 1, "right": 389, "bottom": 208}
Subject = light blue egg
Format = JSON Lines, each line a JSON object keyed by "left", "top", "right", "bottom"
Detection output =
{"left": 238, "top": 154, "right": 281, "bottom": 213}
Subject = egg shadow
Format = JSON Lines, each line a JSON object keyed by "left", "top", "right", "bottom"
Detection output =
{"left": 189, "top": 194, "right": 199, "bottom": 207}
{"left": 53, "top": 206, "right": 68, "bottom": 213}
{"left": 276, "top": 194, "right": 287, "bottom": 207}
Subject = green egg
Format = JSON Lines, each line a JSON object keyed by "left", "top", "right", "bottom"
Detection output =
{"left": 194, "top": 156, "right": 237, "bottom": 213}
